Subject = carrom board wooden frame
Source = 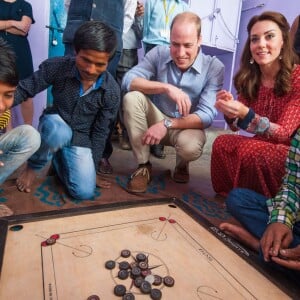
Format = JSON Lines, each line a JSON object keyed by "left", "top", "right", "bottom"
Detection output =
{"left": 0, "top": 197, "right": 298, "bottom": 299}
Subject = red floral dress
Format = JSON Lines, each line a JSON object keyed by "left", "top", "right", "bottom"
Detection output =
{"left": 211, "top": 65, "right": 300, "bottom": 198}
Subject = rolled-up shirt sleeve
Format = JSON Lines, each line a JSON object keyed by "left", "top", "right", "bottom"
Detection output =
{"left": 121, "top": 46, "right": 224, "bottom": 128}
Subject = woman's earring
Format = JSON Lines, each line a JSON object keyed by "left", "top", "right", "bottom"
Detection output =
{"left": 249, "top": 57, "right": 254, "bottom": 64}
{"left": 278, "top": 55, "right": 282, "bottom": 60}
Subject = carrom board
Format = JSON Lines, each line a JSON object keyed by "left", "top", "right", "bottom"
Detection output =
{"left": 0, "top": 197, "right": 298, "bottom": 299}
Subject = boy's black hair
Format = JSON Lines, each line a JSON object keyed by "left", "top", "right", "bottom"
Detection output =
{"left": 0, "top": 38, "right": 19, "bottom": 86}
{"left": 73, "top": 21, "right": 117, "bottom": 58}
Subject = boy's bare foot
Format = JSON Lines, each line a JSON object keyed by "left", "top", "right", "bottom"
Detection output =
{"left": 16, "top": 165, "right": 37, "bottom": 193}
{"left": 219, "top": 222, "right": 260, "bottom": 252}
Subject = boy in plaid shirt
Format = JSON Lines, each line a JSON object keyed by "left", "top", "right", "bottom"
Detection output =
{"left": 220, "top": 127, "right": 300, "bottom": 273}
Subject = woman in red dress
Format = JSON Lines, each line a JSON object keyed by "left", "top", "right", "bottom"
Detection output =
{"left": 211, "top": 11, "right": 300, "bottom": 198}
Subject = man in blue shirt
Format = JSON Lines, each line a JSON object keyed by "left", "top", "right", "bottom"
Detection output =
{"left": 15, "top": 21, "right": 120, "bottom": 200}
{"left": 142, "top": 0, "right": 189, "bottom": 159}
{"left": 122, "top": 11, "right": 224, "bottom": 193}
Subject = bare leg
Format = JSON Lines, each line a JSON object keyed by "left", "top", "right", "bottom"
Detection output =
{"left": 220, "top": 222, "right": 260, "bottom": 252}
{"left": 16, "top": 164, "right": 37, "bottom": 193}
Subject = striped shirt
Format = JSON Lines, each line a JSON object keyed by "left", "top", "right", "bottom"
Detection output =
{"left": 267, "top": 128, "right": 300, "bottom": 229}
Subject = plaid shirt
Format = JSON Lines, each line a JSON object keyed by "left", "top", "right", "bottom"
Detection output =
{"left": 267, "top": 128, "right": 300, "bottom": 229}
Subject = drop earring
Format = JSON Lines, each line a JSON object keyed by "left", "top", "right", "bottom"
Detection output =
{"left": 278, "top": 55, "right": 282, "bottom": 60}
{"left": 249, "top": 57, "right": 254, "bottom": 64}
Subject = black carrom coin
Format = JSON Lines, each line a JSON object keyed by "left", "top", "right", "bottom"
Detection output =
{"left": 122, "top": 293, "right": 135, "bottom": 300}
{"left": 163, "top": 275, "right": 175, "bottom": 287}
{"left": 150, "top": 288, "right": 162, "bottom": 300}
{"left": 121, "top": 249, "right": 131, "bottom": 258}
{"left": 140, "top": 280, "right": 151, "bottom": 294}
{"left": 138, "top": 261, "right": 148, "bottom": 270}
{"left": 134, "top": 276, "right": 144, "bottom": 288}
{"left": 105, "top": 260, "right": 116, "bottom": 270}
{"left": 153, "top": 275, "right": 162, "bottom": 286}
{"left": 114, "top": 284, "right": 126, "bottom": 297}
{"left": 119, "top": 261, "right": 130, "bottom": 270}
{"left": 136, "top": 252, "right": 147, "bottom": 262}
{"left": 131, "top": 266, "right": 142, "bottom": 277}
{"left": 118, "top": 269, "right": 129, "bottom": 280}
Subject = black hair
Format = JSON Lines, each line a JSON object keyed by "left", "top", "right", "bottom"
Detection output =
{"left": 0, "top": 38, "right": 19, "bottom": 86}
{"left": 73, "top": 21, "right": 117, "bottom": 58}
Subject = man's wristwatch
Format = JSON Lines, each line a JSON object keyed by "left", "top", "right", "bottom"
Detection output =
{"left": 163, "top": 118, "right": 173, "bottom": 129}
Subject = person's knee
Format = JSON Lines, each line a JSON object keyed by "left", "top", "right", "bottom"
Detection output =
{"left": 39, "top": 115, "right": 72, "bottom": 148}
{"left": 15, "top": 125, "right": 41, "bottom": 152}
{"left": 226, "top": 188, "right": 247, "bottom": 213}
{"left": 176, "top": 145, "right": 203, "bottom": 162}
{"left": 175, "top": 134, "right": 205, "bottom": 162}
{"left": 123, "top": 91, "right": 145, "bottom": 114}
{"left": 67, "top": 185, "right": 95, "bottom": 200}
{"left": 226, "top": 188, "right": 241, "bottom": 211}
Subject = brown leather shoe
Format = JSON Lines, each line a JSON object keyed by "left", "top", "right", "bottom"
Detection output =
{"left": 97, "top": 158, "right": 113, "bottom": 174}
{"left": 172, "top": 164, "right": 189, "bottom": 183}
{"left": 126, "top": 163, "right": 152, "bottom": 193}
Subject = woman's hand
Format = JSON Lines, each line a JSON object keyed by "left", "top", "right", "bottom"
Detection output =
{"left": 215, "top": 90, "right": 249, "bottom": 119}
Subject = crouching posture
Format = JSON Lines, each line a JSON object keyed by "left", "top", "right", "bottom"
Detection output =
{"left": 0, "top": 38, "right": 40, "bottom": 186}
{"left": 15, "top": 22, "right": 120, "bottom": 199}
{"left": 121, "top": 12, "right": 224, "bottom": 193}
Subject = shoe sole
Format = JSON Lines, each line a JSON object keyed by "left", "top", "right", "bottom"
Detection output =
{"left": 125, "top": 187, "right": 147, "bottom": 193}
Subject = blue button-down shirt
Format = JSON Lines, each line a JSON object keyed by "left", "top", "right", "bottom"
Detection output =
{"left": 122, "top": 45, "right": 224, "bottom": 128}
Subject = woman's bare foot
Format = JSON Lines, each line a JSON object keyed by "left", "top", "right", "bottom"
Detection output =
{"left": 16, "top": 165, "right": 37, "bottom": 193}
{"left": 220, "top": 222, "right": 260, "bottom": 252}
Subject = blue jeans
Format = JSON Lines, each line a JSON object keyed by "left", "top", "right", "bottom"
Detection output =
{"left": 0, "top": 125, "right": 41, "bottom": 184}
{"left": 29, "top": 114, "right": 96, "bottom": 199}
{"left": 226, "top": 188, "right": 300, "bottom": 277}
